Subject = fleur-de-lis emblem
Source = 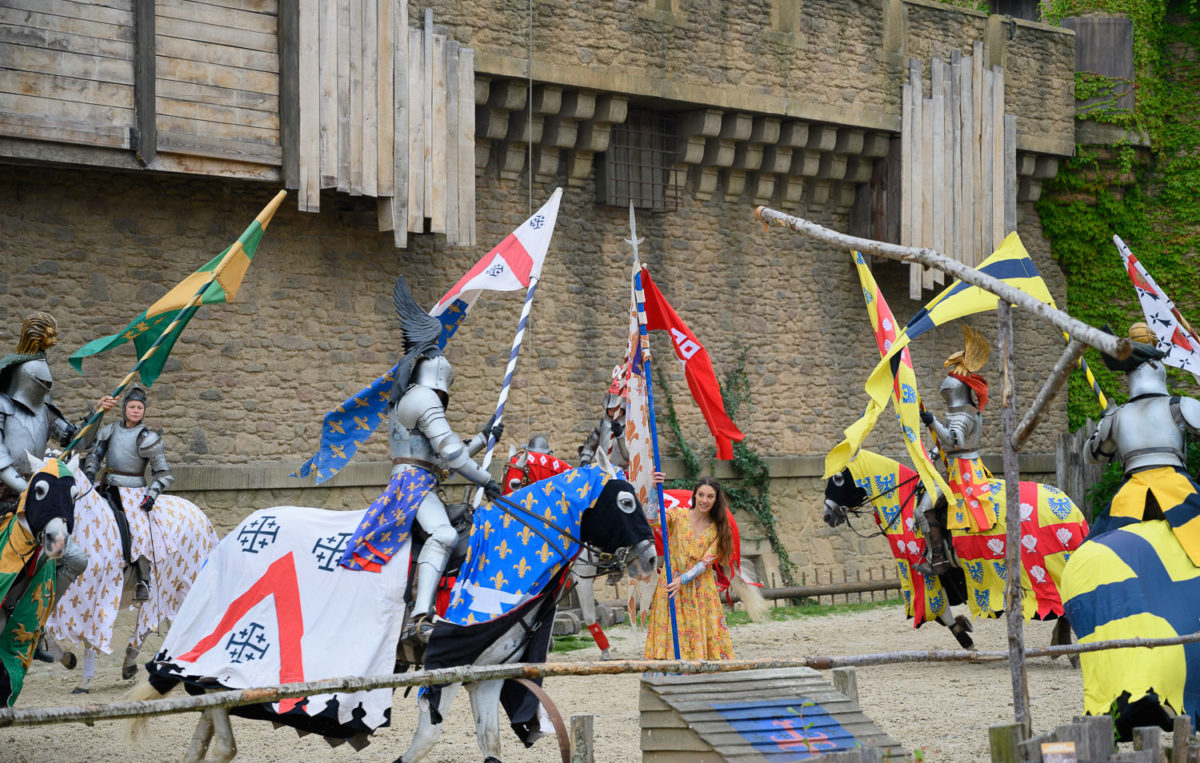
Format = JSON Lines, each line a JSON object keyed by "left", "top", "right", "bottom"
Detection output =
{"left": 490, "top": 570, "right": 507, "bottom": 588}
{"left": 518, "top": 524, "right": 535, "bottom": 546}
{"left": 497, "top": 539, "right": 511, "bottom": 559}
{"left": 536, "top": 542, "right": 553, "bottom": 563}
{"left": 328, "top": 420, "right": 345, "bottom": 435}
{"left": 515, "top": 556, "right": 531, "bottom": 578}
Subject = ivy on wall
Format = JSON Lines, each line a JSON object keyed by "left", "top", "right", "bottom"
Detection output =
{"left": 1035, "top": 1, "right": 1200, "bottom": 430}
{"left": 656, "top": 352, "right": 797, "bottom": 586}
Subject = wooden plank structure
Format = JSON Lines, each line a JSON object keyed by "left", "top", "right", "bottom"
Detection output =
{"left": 902, "top": 46, "right": 1017, "bottom": 298}
{"left": 0, "top": 0, "right": 474, "bottom": 247}
{"left": 294, "top": 3, "right": 475, "bottom": 246}
{"left": 640, "top": 667, "right": 905, "bottom": 761}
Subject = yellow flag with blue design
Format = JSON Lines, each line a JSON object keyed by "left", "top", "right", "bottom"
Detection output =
{"left": 826, "top": 232, "right": 1055, "bottom": 478}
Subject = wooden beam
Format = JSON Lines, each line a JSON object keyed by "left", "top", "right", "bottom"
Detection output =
{"left": 133, "top": 0, "right": 155, "bottom": 165}
{"left": 277, "top": 0, "right": 300, "bottom": 189}
{"left": 755, "top": 206, "right": 1133, "bottom": 360}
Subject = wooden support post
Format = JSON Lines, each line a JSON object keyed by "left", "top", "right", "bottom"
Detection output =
{"left": 1132, "top": 725, "right": 1161, "bottom": 760}
{"left": 832, "top": 667, "right": 859, "bottom": 705}
{"left": 570, "top": 714, "right": 594, "bottom": 763}
{"left": 1173, "top": 714, "right": 1193, "bottom": 763}
{"left": 998, "top": 301, "right": 1032, "bottom": 738}
{"left": 989, "top": 722, "right": 1022, "bottom": 763}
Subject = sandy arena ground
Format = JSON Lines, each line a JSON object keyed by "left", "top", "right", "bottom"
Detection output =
{"left": 1, "top": 604, "right": 1086, "bottom": 762}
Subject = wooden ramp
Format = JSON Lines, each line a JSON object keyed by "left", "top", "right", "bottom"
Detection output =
{"left": 640, "top": 667, "right": 906, "bottom": 762}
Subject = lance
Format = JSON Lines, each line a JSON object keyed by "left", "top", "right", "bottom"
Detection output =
{"left": 472, "top": 188, "right": 562, "bottom": 507}
{"left": 62, "top": 190, "right": 287, "bottom": 460}
{"left": 628, "top": 202, "right": 682, "bottom": 661}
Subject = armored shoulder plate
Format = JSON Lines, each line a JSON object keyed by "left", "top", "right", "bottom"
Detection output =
{"left": 96, "top": 422, "right": 116, "bottom": 443}
{"left": 136, "top": 425, "right": 163, "bottom": 452}
{"left": 0, "top": 394, "right": 13, "bottom": 416}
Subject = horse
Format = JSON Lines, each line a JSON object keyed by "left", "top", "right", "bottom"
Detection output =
{"left": 45, "top": 469, "right": 217, "bottom": 692}
{"left": 128, "top": 461, "right": 655, "bottom": 762}
{"left": 0, "top": 454, "right": 79, "bottom": 705}
{"left": 823, "top": 450, "right": 1088, "bottom": 649}
{"left": 1061, "top": 519, "right": 1200, "bottom": 741}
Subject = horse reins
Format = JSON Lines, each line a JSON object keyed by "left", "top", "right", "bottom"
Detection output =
{"left": 839, "top": 472, "right": 923, "bottom": 539}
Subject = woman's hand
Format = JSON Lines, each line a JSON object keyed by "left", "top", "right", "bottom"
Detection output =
{"left": 664, "top": 576, "right": 683, "bottom": 597}
{"left": 96, "top": 395, "right": 117, "bottom": 411}
{"left": 652, "top": 471, "right": 665, "bottom": 485}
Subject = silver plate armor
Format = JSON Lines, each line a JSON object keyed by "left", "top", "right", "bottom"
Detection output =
{"left": 86, "top": 422, "right": 175, "bottom": 494}
{"left": 579, "top": 417, "right": 629, "bottom": 469}
{"left": 389, "top": 386, "right": 491, "bottom": 485}
{"left": 927, "top": 407, "right": 983, "bottom": 460}
{"left": 0, "top": 362, "right": 74, "bottom": 490}
{"left": 1087, "top": 394, "right": 1199, "bottom": 473}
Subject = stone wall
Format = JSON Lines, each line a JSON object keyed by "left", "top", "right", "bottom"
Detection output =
{"left": 1, "top": 158, "right": 1069, "bottom": 578}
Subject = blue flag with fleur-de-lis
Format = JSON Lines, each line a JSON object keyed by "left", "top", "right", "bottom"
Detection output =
{"left": 443, "top": 464, "right": 612, "bottom": 626}
{"left": 293, "top": 301, "right": 469, "bottom": 484}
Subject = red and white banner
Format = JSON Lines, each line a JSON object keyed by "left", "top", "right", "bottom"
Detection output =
{"left": 1116, "top": 235, "right": 1200, "bottom": 384}
{"left": 640, "top": 266, "right": 744, "bottom": 459}
{"left": 431, "top": 189, "right": 562, "bottom": 317}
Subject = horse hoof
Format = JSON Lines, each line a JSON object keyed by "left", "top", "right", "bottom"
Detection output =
{"left": 70, "top": 686, "right": 89, "bottom": 695}
{"left": 60, "top": 652, "right": 77, "bottom": 670}
{"left": 122, "top": 663, "right": 138, "bottom": 680}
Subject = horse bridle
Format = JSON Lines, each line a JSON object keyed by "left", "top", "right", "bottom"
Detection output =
{"left": 835, "top": 472, "right": 923, "bottom": 539}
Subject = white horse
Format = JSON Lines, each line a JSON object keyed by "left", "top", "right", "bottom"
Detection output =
{"left": 46, "top": 470, "right": 216, "bottom": 691}
{"left": 127, "top": 459, "right": 655, "bottom": 762}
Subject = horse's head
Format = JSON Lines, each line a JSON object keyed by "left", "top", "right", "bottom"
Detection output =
{"left": 20, "top": 455, "right": 79, "bottom": 559}
{"left": 823, "top": 468, "right": 866, "bottom": 528}
{"left": 579, "top": 477, "right": 656, "bottom": 581}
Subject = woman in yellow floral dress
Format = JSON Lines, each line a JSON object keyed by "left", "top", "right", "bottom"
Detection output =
{"left": 644, "top": 475, "right": 735, "bottom": 660}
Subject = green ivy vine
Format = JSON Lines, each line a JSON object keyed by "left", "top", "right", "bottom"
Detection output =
{"left": 656, "top": 352, "right": 797, "bottom": 586}
{"left": 1035, "top": 1, "right": 1200, "bottom": 429}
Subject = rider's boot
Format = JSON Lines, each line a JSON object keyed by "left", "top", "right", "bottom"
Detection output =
{"left": 919, "top": 508, "right": 951, "bottom": 575}
{"left": 402, "top": 534, "right": 453, "bottom": 646}
{"left": 133, "top": 557, "right": 151, "bottom": 602}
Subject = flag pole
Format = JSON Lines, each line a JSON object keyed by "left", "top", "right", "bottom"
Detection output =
{"left": 472, "top": 272, "right": 542, "bottom": 507}
{"left": 62, "top": 190, "right": 287, "bottom": 459}
{"left": 628, "top": 203, "right": 681, "bottom": 661}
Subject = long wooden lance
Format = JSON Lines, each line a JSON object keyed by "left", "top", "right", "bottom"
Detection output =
{"left": 61, "top": 190, "right": 287, "bottom": 460}
{"left": 628, "top": 202, "right": 682, "bottom": 661}
{"left": 755, "top": 206, "right": 1131, "bottom": 362}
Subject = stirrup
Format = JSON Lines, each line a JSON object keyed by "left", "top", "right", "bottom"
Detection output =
{"left": 134, "top": 580, "right": 151, "bottom": 602}
{"left": 401, "top": 612, "right": 436, "bottom": 645}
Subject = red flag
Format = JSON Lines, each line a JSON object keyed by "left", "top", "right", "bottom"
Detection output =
{"left": 639, "top": 267, "right": 744, "bottom": 459}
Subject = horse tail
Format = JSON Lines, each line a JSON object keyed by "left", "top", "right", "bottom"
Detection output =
{"left": 125, "top": 677, "right": 171, "bottom": 743}
{"left": 730, "top": 574, "right": 769, "bottom": 623}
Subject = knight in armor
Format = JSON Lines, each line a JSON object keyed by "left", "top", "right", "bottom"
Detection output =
{"left": 579, "top": 367, "right": 629, "bottom": 469}
{"left": 504, "top": 435, "right": 571, "bottom": 494}
{"left": 339, "top": 277, "right": 502, "bottom": 644}
{"left": 82, "top": 385, "right": 172, "bottom": 601}
{"left": 1087, "top": 323, "right": 1200, "bottom": 565}
{"left": 918, "top": 325, "right": 996, "bottom": 569}
{"left": 0, "top": 313, "right": 114, "bottom": 664}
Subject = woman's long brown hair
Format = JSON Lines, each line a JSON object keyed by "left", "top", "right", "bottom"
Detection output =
{"left": 693, "top": 476, "right": 733, "bottom": 568}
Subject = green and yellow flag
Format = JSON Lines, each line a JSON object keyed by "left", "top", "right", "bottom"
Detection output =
{"left": 69, "top": 190, "right": 285, "bottom": 386}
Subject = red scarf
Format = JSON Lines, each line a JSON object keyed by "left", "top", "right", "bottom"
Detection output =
{"left": 949, "top": 371, "right": 989, "bottom": 411}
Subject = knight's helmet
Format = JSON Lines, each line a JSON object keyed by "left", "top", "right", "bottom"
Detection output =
{"left": 412, "top": 353, "right": 454, "bottom": 396}
{"left": 124, "top": 384, "right": 149, "bottom": 418}
{"left": 604, "top": 364, "right": 627, "bottom": 418}
{"left": 939, "top": 324, "right": 990, "bottom": 409}
{"left": 527, "top": 435, "right": 551, "bottom": 454}
{"left": 1103, "top": 322, "right": 1168, "bottom": 398}
{"left": 2, "top": 358, "right": 53, "bottom": 412}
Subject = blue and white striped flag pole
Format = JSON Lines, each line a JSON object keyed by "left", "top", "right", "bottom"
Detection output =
{"left": 472, "top": 273, "right": 543, "bottom": 506}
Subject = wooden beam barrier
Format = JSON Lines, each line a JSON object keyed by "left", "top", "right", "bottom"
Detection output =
{"left": 3, "top": 633, "right": 1200, "bottom": 729}
{"left": 754, "top": 206, "right": 1132, "bottom": 361}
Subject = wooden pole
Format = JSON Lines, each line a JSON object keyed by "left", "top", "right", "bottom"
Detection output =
{"left": 754, "top": 206, "right": 1131, "bottom": 361}
{"left": 998, "top": 301, "right": 1032, "bottom": 738}
{"left": 3, "top": 634, "right": 1200, "bottom": 728}
{"left": 1010, "top": 338, "right": 1087, "bottom": 451}
{"left": 570, "top": 714, "right": 594, "bottom": 763}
